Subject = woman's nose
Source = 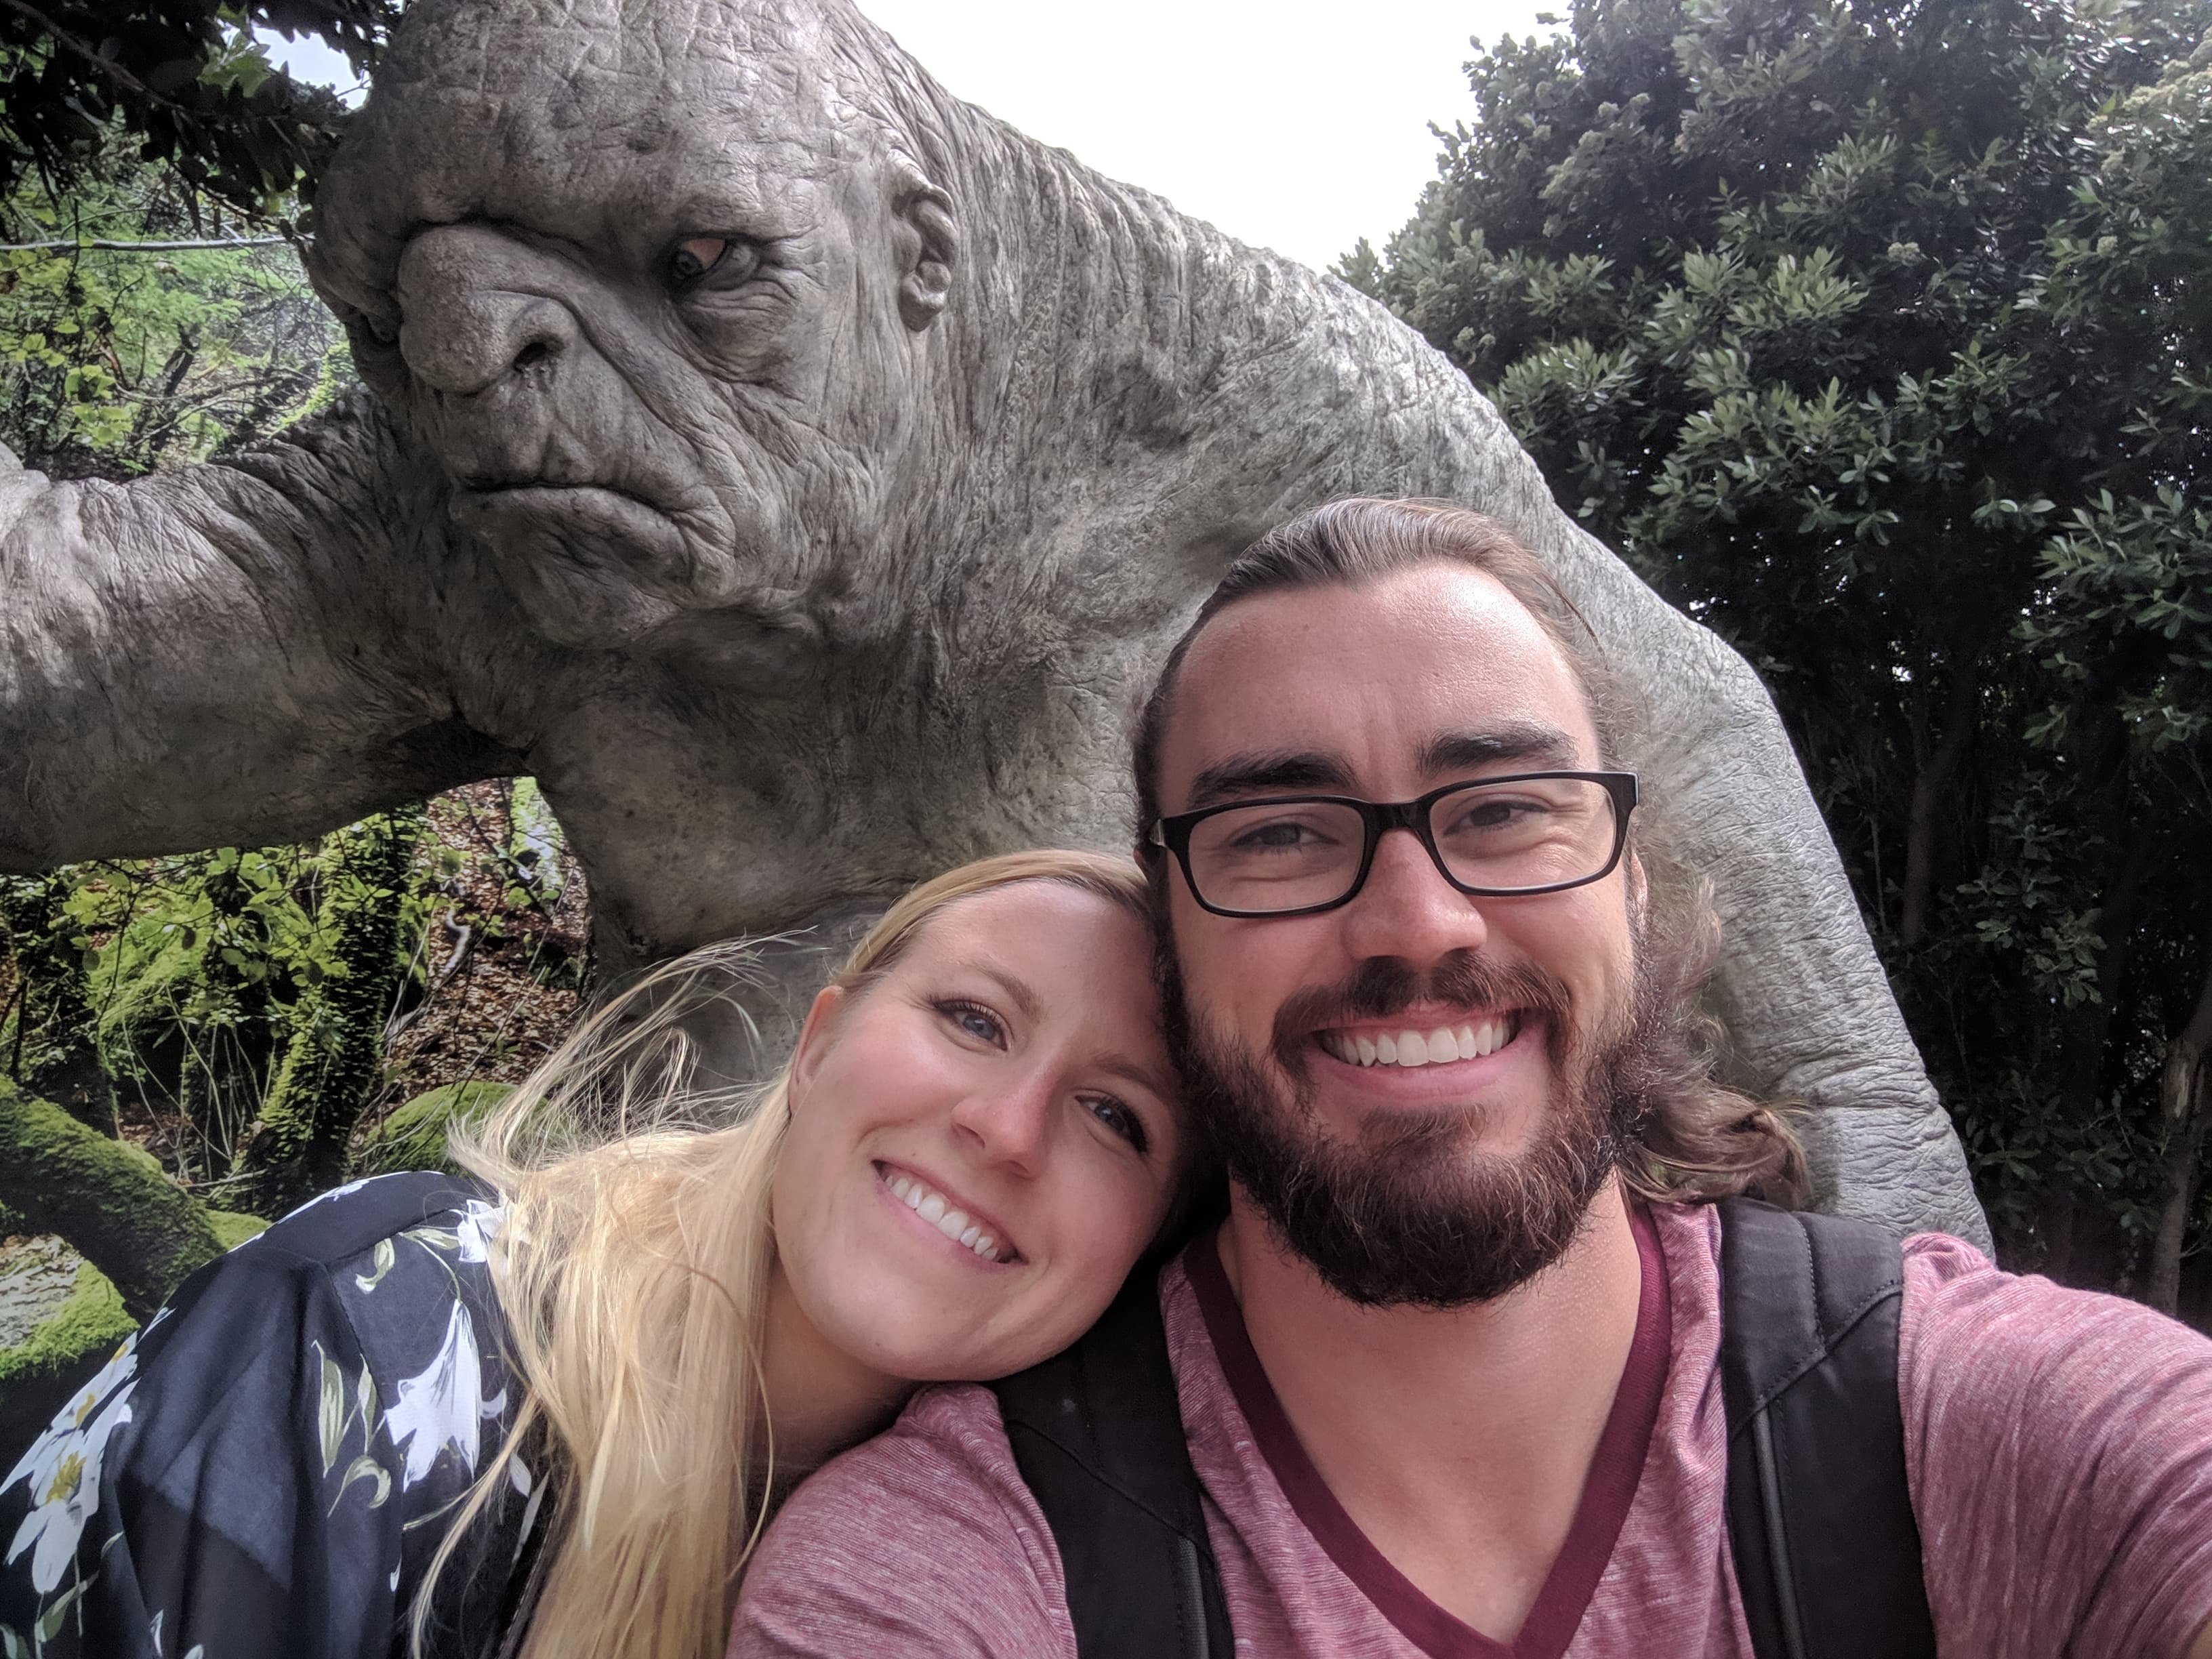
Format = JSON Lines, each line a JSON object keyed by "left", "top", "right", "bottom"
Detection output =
{"left": 949, "top": 1067, "right": 1055, "bottom": 1175}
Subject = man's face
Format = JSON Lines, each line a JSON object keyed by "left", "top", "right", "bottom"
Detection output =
{"left": 1155, "top": 562, "right": 1643, "bottom": 1305}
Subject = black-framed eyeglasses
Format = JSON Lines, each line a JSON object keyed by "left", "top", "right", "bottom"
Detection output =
{"left": 1147, "top": 771, "right": 1639, "bottom": 919}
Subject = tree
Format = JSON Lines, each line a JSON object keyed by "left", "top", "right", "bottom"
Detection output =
{"left": 1, "top": 151, "right": 348, "bottom": 482}
{"left": 1359, "top": 0, "right": 2211, "bottom": 1292}
{"left": 232, "top": 804, "right": 428, "bottom": 1216}
{"left": 0, "top": 0, "right": 390, "bottom": 237}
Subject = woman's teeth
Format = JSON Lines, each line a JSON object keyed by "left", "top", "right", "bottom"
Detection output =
{"left": 882, "top": 1169, "right": 1004, "bottom": 1262}
{"left": 1320, "top": 1017, "right": 1517, "bottom": 1069}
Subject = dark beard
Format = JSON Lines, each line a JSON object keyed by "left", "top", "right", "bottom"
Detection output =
{"left": 1168, "top": 949, "right": 1655, "bottom": 1309}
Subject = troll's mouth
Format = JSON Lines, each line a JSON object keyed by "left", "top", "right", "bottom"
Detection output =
{"left": 448, "top": 483, "right": 695, "bottom": 583}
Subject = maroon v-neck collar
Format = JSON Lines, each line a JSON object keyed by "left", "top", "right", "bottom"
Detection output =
{"left": 1183, "top": 1204, "right": 1671, "bottom": 1659}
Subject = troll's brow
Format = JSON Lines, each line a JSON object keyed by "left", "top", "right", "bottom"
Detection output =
{"left": 1421, "top": 723, "right": 1584, "bottom": 775}
{"left": 1183, "top": 752, "right": 1355, "bottom": 811}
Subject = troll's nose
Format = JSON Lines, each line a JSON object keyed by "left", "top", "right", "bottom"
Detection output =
{"left": 394, "top": 225, "right": 577, "bottom": 397}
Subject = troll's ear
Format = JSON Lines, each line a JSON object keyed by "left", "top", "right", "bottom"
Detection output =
{"left": 888, "top": 156, "right": 958, "bottom": 331}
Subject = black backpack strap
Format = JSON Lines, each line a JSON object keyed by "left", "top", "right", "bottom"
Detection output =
{"left": 991, "top": 1265, "right": 1232, "bottom": 1659}
{"left": 1719, "top": 1197, "right": 1936, "bottom": 1659}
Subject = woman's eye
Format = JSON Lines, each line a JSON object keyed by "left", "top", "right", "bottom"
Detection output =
{"left": 667, "top": 236, "right": 758, "bottom": 287}
{"left": 937, "top": 1000, "right": 1006, "bottom": 1046}
{"left": 1085, "top": 1095, "right": 1151, "bottom": 1155}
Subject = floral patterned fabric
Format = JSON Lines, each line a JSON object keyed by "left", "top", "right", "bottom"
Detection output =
{"left": 1, "top": 1174, "right": 539, "bottom": 1659}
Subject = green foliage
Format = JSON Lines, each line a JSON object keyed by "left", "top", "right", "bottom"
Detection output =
{"left": 0, "top": 155, "right": 348, "bottom": 480}
{"left": 1364, "top": 0, "right": 2212, "bottom": 1269}
{"left": 233, "top": 806, "right": 429, "bottom": 1215}
{"left": 26, "top": 834, "right": 420, "bottom": 1182}
{"left": 0, "top": 2, "right": 391, "bottom": 234}
{"left": 2, "top": 782, "right": 584, "bottom": 1205}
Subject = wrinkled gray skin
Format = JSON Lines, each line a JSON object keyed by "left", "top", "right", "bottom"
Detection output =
{"left": 0, "top": 0, "right": 1986, "bottom": 1245}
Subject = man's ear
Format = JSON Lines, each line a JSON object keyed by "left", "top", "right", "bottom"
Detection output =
{"left": 786, "top": 983, "right": 850, "bottom": 1108}
{"left": 888, "top": 156, "right": 958, "bottom": 331}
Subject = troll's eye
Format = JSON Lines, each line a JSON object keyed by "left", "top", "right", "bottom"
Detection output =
{"left": 668, "top": 236, "right": 759, "bottom": 287}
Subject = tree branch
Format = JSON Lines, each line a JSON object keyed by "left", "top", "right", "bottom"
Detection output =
{"left": 0, "top": 237, "right": 293, "bottom": 253}
{"left": 0, "top": 0, "right": 178, "bottom": 110}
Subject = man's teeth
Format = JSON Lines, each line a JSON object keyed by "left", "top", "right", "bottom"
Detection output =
{"left": 882, "top": 1170, "right": 1003, "bottom": 1262}
{"left": 1319, "top": 1017, "right": 1517, "bottom": 1069}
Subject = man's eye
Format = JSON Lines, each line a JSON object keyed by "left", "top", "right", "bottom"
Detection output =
{"left": 667, "top": 236, "right": 758, "bottom": 287}
{"left": 1231, "top": 819, "right": 1332, "bottom": 852}
{"left": 1085, "top": 1095, "right": 1150, "bottom": 1155}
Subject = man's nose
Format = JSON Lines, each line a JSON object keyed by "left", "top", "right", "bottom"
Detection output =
{"left": 1338, "top": 825, "right": 1490, "bottom": 964}
{"left": 949, "top": 1067, "right": 1054, "bottom": 1176}
{"left": 394, "top": 226, "right": 577, "bottom": 398}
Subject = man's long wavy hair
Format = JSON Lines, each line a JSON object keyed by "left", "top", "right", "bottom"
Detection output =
{"left": 1130, "top": 497, "right": 1807, "bottom": 1209}
{"left": 411, "top": 849, "right": 1153, "bottom": 1659}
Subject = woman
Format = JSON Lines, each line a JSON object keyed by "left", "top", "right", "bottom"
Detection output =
{"left": 1, "top": 850, "right": 1193, "bottom": 1659}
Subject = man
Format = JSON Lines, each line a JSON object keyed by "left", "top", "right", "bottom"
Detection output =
{"left": 732, "top": 499, "right": 2212, "bottom": 1657}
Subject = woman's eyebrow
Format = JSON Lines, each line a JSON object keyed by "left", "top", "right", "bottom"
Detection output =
{"left": 949, "top": 960, "right": 1040, "bottom": 1021}
{"left": 1095, "top": 1054, "right": 1175, "bottom": 1104}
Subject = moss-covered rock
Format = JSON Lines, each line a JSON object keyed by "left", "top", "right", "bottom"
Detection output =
{"left": 0, "top": 1258, "right": 131, "bottom": 1395}
{"left": 0, "top": 1212, "right": 266, "bottom": 1454}
{"left": 359, "top": 1080, "right": 514, "bottom": 1176}
{"left": 207, "top": 1210, "right": 270, "bottom": 1250}
{"left": 0, "top": 1079, "right": 227, "bottom": 1320}
{"left": 0, "top": 1254, "right": 135, "bottom": 1456}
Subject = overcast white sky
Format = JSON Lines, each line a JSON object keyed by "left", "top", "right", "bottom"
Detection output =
{"left": 264, "top": 1, "right": 1550, "bottom": 271}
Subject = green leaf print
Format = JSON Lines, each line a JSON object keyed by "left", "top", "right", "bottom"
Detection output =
{"left": 355, "top": 1361, "right": 380, "bottom": 1439}
{"left": 35, "top": 1574, "right": 92, "bottom": 1643}
{"left": 355, "top": 1236, "right": 397, "bottom": 1293}
{"left": 331, "top": 1454, "right": 391, "bottom": 1515}
{"left": 317, "top": 1347, "right": 346, "bottom": 1475}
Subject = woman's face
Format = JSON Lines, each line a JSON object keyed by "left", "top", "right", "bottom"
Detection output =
{"left": 772, "top": 880, "right": 1183, "bottom": 1382}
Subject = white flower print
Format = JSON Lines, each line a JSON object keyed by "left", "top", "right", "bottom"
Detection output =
{"left": 508, "top": 1452, "right": 546, "bottom": 1561}
{"left": 5, "top": 1380, "right": 134, "bottom": 1593}
{"left": 381, "top": 1302, "right": 505, "bottom": 1488}
{"left": 3, "top": 1334, "right": 139, "bottom": 1503}
{"left": 287, "top": 1176, "right": 373, "bottom": 1220}
{"left": 453, "top": 1199, "right": 506, "bottom": 1265}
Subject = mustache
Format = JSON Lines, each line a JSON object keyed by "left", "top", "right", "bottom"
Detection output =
{"left": 1269, "top": 950, "right": 1578, "bottom": 1071}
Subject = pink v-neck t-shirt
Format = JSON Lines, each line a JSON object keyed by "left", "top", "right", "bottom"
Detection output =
{"left": 730, "top": 1202, "right": 2212, "bottom": 1658}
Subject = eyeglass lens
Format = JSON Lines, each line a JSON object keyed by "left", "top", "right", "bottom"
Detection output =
{"left": 1183, "top": 778, "right": 1619, "bottom": 914}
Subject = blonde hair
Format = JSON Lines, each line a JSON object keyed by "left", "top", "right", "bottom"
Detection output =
{"left": 414, "top": 849, "right": 1152, "bottom": 1659}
